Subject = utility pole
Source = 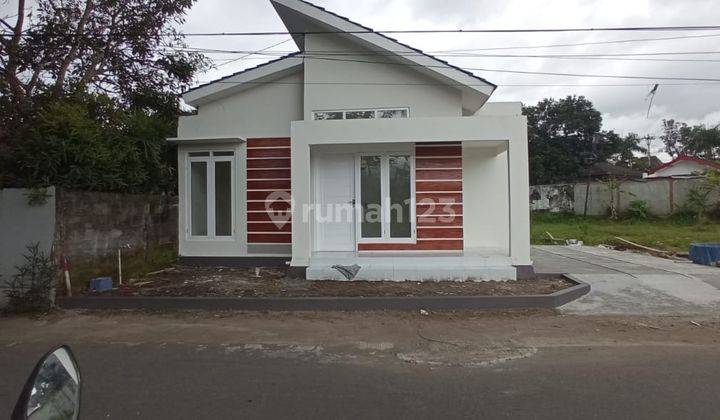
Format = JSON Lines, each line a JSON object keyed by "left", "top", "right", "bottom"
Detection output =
{"left": 643, "top": 135, "right": 654, "bottom": 168}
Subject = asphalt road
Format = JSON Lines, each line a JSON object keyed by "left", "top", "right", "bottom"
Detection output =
{"left": 2, "top": 340, "right": 719, "bottom": 419}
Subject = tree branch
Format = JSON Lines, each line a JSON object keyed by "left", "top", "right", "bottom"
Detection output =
{"left": 53, "top": 0, "right": 94, "bottom": 96}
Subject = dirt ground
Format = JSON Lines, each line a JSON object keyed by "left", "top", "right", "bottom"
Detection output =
{"left": 94, "top": 266, "right": 574, "bottom": 298}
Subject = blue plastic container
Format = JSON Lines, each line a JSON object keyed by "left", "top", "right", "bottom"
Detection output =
{"left": 89, "top": 277, "right": 113, "bottom": 292}
{"left": 689, "top": 243, "right": 720, "bottom": 266}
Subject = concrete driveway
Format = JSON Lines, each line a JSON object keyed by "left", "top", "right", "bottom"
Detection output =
{"left": 533, "top": 245, "right": 720, "bottom": 315}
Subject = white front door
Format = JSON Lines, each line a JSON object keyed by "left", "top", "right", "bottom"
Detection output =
{"left": 315, "top": 154, "right": 355, "bottom": 251}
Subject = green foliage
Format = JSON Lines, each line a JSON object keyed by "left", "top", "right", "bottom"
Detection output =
{"left": 11, "top": 95, "right": 176, "bottom": 193}
{"left": 25, "top": 187, "right": 53, "bottom": 206}
{"left": 3, "top": 243, "right": 57, "bottom": 313}
{"left": 1, "top": 0, "right": 208, "bottom": 191}
{"left": 677, "top": 187, "right": 712, "bottom": 222}
{"left": 626, "top": 200, "right": 650, "bottom": 220}
{"left": 661, "top": 119, "right": 720, "bottom": 159}
{"left": 523, "top": 95, "right": 624, "bottom": 185}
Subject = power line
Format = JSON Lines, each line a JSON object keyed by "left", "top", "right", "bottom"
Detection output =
{"left": 6, "top": 25, "right": 720, "bottom": 38}
{"left": 292, "top": 55, "right": 720, "bottom": 82}
{"left": 214, "top": 38, "right": 292, "bottom": 68}
{"left": 176, "top": 25, "right": 720, "bottom": 36}
{"left": 192, "top": 80, "right": 720, "bottom": 87}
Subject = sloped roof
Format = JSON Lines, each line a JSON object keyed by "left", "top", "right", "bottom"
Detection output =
{"left": 582, "top": 162, "right": 643, "bottom": 179}
{"left": 184, "top": 0, "right": 496, "bottom": 111}
{"left": 183, "top": 52, "right": 303, "bottom": 107}
{"left": 648, "top": 154, "right": 720, "bottom": 175}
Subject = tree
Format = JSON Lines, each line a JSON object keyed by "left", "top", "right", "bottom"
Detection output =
{"left": 1, "top": 0, "right": 208, "bottom": 188}
{"left": 660, "top": 120, "right": 720, "bottom": 159}
{"left": 523, "top": 95, "right": 622, "bottom": 185}
{"left": 660, "top": 119, "right": 690, "bottom": 157}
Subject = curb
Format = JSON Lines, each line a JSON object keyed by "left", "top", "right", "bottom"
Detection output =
{"left": 58, "top": 276, "right": 590, "bottom": 312}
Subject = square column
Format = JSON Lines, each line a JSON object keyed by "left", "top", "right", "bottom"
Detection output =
{"left": 507, "top": 117, "right": 532, "bottom": 267}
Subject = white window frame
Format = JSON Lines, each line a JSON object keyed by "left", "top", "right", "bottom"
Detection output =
{"left": 355, "top": 152, "right": 416, "bottom": 244}
{"left": 312, "top": 107, "right": 410, "bottom": 121}
{"left": 186, "top": 151, "right": 235, "bottom": 241}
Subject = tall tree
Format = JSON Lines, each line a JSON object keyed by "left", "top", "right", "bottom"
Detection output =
{"left": 523, "top": 95, "right": 621, "bottom": 185}
{"left": 0, "top": 0, "right": 208, "bottom": 188}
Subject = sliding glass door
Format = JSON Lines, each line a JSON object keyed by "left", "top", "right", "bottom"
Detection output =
{"left": 188, "top": 151, "right": 234, "bottom": 239}
{"left": 357, "top": 153, "right": 415, "bottom": 243}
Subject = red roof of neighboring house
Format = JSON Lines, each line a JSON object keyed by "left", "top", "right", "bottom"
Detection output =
{"left": 647, "top": 154, "right": 720, "bottom": 175}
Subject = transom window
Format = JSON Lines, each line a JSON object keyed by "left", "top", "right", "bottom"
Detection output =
{"left": 313, "top": 108, "right": 409, "bottom": 121}
{"left": 188, "top": 151, "right": 234, "bottom": 238}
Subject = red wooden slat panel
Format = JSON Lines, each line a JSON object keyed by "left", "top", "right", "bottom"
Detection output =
{"left": 416, "top": 192, "right": 463, "bottom": 203}
{"left": 416, "top": 146, "right": 461, "bottom": 157}
{"left": 247, "top": 169, "right": 291, "bottom": 179}
{"left": 248, "top": 201, "right": 291, "bottom": 211}
{"left": 247, "top": 180, "right": 291, "bottom": 190}
{"left": 247, "top": 190, "right": 291, "bottom": 201}
{"left": 416, "top": 204, "right": 463, "bottom": 216}
{"left": 247, "top": 138, "right": 290, "bottom": 148}
{"left": 247, "top": 158, "right": 290, "bottom": 169}
{"left": 416, "top": 169, "right": 462, "bottom": 180}
{"left": 358, "top": 240, "right": 463, "bottom": 251}
{"left": 416, "top": 158, "right": 462, "bottom": 169}
{"left": 416, "top": 142, "right": 461, "bottom": 146}
{"left": 416, "top": 181, "right": 462, "bottom": 192}
{"left": 248, "top": 233, "right": 292, "bottom": 243}
{"left": 417, "top": 216, "right": 463, "bottom": 226}
{"left": 248, "top": 222, "right": 292, "bottom": 232}
{"left": 247, "top": 211, "right": 291, "bottom": 222}
{"left": 417, "top": 228, "right": 463, "bottom": 239}
{"left": 247, "top": 148, "right": 290, "bottom": 158}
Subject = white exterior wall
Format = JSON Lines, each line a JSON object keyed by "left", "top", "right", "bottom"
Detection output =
{"left": 303, "top": 33, "right": 462, "bottom": 120}
{"left": 178, "top": 71, "right": 303, "bottom": 139}
{"left": 290, "top": 115, "right": 531, "bottom": 267}
{"left": 176, "top": 71, "right": 303, "bottom": 257}
{"left": 463, "top": 147, "right": 510, "bottom": 253}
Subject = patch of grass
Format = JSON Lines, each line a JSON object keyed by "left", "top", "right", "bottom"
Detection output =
{"left": 67, "top": 243, "right": 177, "bottom": 293}
{"left": 531, "top": 212, "right": 720, "bottom": 253}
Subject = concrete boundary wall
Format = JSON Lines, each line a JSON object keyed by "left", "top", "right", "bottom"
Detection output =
{"left": 530, "top": 178, "right": 718, "bottom": 216}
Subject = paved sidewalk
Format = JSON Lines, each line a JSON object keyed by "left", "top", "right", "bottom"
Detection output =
{"left": 533, "top": 245, "right": 720, "bottom": 315}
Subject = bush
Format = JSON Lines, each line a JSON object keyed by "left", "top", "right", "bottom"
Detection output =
{"left": 9, "top": 95, "right": 176, "bottom": 193}
{"left": 626, "top": 200, "right": 650, "bottom": 220}
{"left": 676, "top": 187, "right": 712, "bottom": 222}
{"left": 3, "top": 243, "right": 57, "bottom": 313}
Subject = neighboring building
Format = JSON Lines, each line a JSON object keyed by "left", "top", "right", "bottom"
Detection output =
{"left": 581, "top": 162, "right": 644, "bottom": 181}
{"left": 646, "top": 155, "right": 720, "bottom": 179}
{"left": 168, "top": 0, "right": 532, "bottom": 280}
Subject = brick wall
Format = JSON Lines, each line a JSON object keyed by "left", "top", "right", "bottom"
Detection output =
{"left": 54, "top": 189, "right": 177, "bottom": 259}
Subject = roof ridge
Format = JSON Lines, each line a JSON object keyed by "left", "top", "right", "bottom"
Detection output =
{"left": 291, "top": 0, "right": 496, "bottom": 89}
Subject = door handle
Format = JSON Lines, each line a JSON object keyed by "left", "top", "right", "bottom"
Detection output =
{"left": 348, "top": 199, "right": 356, "bottom": 205}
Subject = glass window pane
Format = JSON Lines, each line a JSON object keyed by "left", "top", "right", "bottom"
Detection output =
{"left": 378, "top": 109, "right": 408, "bottom": 119}
{"left": 190, "top": 161, "right": 208, "bottom": 236}
{"left": 313, "top": 111, "right": 343, "bottom": 120}
{"left": 346, "top": 110, "right": 375, "bottom": 119}
{"left": 360, "top": 156, "right": 382, "bottom": 238}
{"left": 215, "top": 161, "right": 232, "bottom": 236}
{"left": 213, "top": 151, "right": 234, "bottom": 157}
{"left": 389, "top": 155, "right": 412, "bottom": 238}
{"left": 189, "top": 152, "right": 210, "bottom": 157}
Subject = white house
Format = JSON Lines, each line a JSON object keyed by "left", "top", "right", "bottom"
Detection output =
{"left": 169, "top": 0, "right": 533, "bottom": 281}
{"left": 646, "top": 154, "right": 720, "bottom": 179}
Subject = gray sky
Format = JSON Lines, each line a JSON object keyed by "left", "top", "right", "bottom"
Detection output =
{"left": 4, "top": 0, "right": 720, "bottom": 159}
